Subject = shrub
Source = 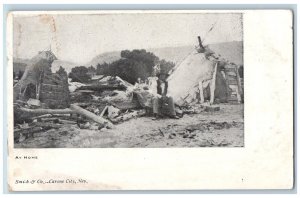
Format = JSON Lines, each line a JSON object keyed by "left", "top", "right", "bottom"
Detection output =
{"left": 68, "top": 66, "right": 91, "bottom": 83}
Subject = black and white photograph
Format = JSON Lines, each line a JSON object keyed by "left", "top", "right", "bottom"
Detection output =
{"left": 12, "top": 12, "right": 244, "bottom": 148}
{"left": 6, "top": 7, "right": 295, "bottom": 192}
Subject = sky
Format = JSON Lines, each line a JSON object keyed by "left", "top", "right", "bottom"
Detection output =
{"left": 13, "top": 12, "right": 243, "bottom": 64}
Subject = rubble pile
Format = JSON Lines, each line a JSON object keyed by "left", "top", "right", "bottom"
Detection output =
{"left": 14, "top": 69, "right": 228, "bottom": 145}
{"left": 135, "top": 120, "right": 243, "bottom": 147}
{"left": 14, "top": 73, "right": 148, "bottom": 143}
{"left": 13, "top": 42, "right": 243, "bottom": 147}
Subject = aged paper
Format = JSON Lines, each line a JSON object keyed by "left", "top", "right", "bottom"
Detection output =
{"left": 7, "top": 10, "right": 293, "bottom": 190}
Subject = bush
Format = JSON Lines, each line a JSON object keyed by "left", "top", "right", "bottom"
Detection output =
{"left": 159, "top": 59, "right": 175, "bottom": 74}
{"left": 56, "top": 66, "right": 67, "bottom": 77}
{"left": 68, "top": 66, "right": 91, "bottom": 83}
{"left": 109, "top": 58, "right": 151, "bottom": 84}
{"left": 110, "top": 49, "right": 159, "bottom": 84}
{"left": 96, "top": 62, "right": 109, "bottom": 75}
{"left": 95, "top": 49, "right": 175, "bottom": 84}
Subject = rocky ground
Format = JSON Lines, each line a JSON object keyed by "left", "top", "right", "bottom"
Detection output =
{"left": 14, "top": 104, "right": 244, "bottom": 148}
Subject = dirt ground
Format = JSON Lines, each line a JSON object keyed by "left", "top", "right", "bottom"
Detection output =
{"left": 15, "top": 104, "right": 244, "bottom": 148}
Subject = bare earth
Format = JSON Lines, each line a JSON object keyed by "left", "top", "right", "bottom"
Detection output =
{"left": 15, "top": 104, "right": 244, "bottom": 148}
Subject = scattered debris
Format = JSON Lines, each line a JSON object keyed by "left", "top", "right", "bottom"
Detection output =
{"left": 109, "top": 109, "right": 146, "bottom": 123}
{"left": 148, "top": 120, "right": 242, "bottom": 146}
{"left": 27, "top": 98, "right": 41, "bottom": 107}
{"left": 68, "top": 80, "right": 86, "bottom": 92}
{"left": 203, "top": 105, "right": 220, "bottom": 112}
{"left": 99, "top": 76, "right": 133, "bottom": 89}
{"left": 70, "top": 104, "right": 114, "bottom": 129}
{"left": 107, "top": 106, "right": 120, "bottom": 119}
{"left": 185, "top": 121, "right": 236, "bottom": 132}
{"left": 13, "top": 50, "right": 241, "bottom": 147}
{"left": 100, "top": 106, "right": 109, "bottom": 117}
{"left": 79, "top": 122, "right": 91, "bottom": 129}
{"left": 180, "top": 105, "right": 204, "bottom": 114}
{"left": 159, "top": 129, "right": 165, "bottom": 137}
{"left": 168, "top": 133, "right": 176, "bottom": 139}
{"left": 14, "top": 121, "right": 63, "bottom": 143}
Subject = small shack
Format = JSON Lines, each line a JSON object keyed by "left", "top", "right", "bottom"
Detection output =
{"left": 13, "top": 51, "right": 70, "bottom": 108}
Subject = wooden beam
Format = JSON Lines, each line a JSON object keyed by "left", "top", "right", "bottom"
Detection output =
{"left": 20, "top": 107, "right": 73, "bottom": 115}
{"left": 197, "top": 36, "right": 205, "bottom": 51}
{"left": 198, "top": 81, "right": 204, "bottom": 104}
{"left": 210, "top": 62, "right": 218, "bottom": 104}
{"left": 235, "top": 66, "right": 242, "bottom": 103}
{"left": 70, "top": 104, "right": 114, "bottom": 129}
{"left": 100, "top": 106, "right": 108, "bottom": 117}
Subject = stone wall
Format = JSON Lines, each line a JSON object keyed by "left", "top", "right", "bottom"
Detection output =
{"left": 40, "top": 73, "right": 70, "bottom": 109}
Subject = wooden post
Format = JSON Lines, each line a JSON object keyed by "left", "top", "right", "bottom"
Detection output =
{"left": 235, "top": 66, "right": 242, "bottom": 103}
{"left": 210, "top": 62, "right": 218, "bottom": 104}
{"left": 34, "top": 71, "right": 43, "bottom": 100}
{"left": 198, "top": 81, "right": 204, "bottom": 104}
{"left": 197, "top": 36, "right": 205, "bottom": 50}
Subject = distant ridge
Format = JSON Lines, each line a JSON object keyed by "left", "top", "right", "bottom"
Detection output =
{"left": 13, "top": 41, "right": 243, "bottom": 73}
{"left": 87, "top": 41, "right": 243, "bottom": 67}
{"left": 87, "top": 51, "right": 121, "bottom": 67}
{"left": 207, "top": 41, "right": 243, "bottom": 65}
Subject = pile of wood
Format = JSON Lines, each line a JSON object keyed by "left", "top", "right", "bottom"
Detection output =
{"left": 14, "top": 71, "right": 222, "bottom": 145}
{"left": 16, "top": 104, "right": 114, "bottom": 128}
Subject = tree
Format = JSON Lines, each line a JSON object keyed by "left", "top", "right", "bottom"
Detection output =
{"left": 120, "top": 50, "right": 131, "bottom": 58}
{"left": 159, "top": 59, "right": 175, "bottom": 75}
{"left": 56, "top": 66, "right": 67, "bottom": 77}
{"left": 88, "top": 65, "right": 96, "bottom": 73}
{"left": 96, "top": 62, "right": 109, "bottom": 75}
{"left": 106, "top": 49, "right": 159, "bottom": 84}
{"left": 56, "top": 66, "right": 68, "bottom": 83}
{"left": 68, "top": 66, "right": 91, "bottom": 83}
{"left": 96, "top": 63, "right": 101, "bottom": 75}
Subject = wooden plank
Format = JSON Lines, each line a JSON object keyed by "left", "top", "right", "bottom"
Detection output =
{"left": 100, "top": 106, "right": 109, "bottom": 117}
{"left": 198, "top": 81, "right": 204, "bottom": 104}
{"left": 235, "top": 67, "right": 242, "bottom": 103}
{"left": 210, "top": 62, "right": 218, "bottom": 104}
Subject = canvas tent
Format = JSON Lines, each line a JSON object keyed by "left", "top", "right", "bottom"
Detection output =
{"left": 167, "top": 43, "right": 243, "bottom": 106}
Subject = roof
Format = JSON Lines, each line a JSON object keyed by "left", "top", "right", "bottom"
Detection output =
{"left": 167, "top": 52, "right": 216, "bottom": 105}
{"left": 31, "top": 50, "right": 57, "bottom": 64}
{"left": 167, "top": 41, "right": 243, "bottom": 105}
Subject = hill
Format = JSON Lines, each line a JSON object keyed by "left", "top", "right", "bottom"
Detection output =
{"left": 148, "top": 45, "right": 195, "bottom": 64}
{"left": 12, "top": 41, "right": 243, "bottom": 74}
{"left": 87, "top": 51, "right": 122, "bottom": 67}
{"left": 13, "top": 58, "right": 31, "bottom": 73}
{"left": 86, "top": 45, "right": 196, "bottom": 67}
{"left": 51, "top": 60, "right": 79, "bottom": 73}
{"left": 87, "top": 41, "right": 242, "bottom": 68}
{"left": 13, "top": 57, "right": 79, "bottom": 74}
{"left": 207, "top": 41, "right": 243, "bottom": 65}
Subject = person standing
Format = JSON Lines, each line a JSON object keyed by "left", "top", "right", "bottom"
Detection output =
{"left": 152, "top": 72, "right": 179, "bottom": 120}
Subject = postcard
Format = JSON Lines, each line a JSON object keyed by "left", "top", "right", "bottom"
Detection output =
{"left": 7, "top": 10, "right": 293, "bottom": 191}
